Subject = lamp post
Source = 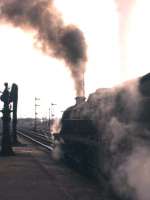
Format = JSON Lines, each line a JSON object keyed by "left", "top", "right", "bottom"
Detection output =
{"left": 0, "top": 83, "right": 14, "bottom": 156}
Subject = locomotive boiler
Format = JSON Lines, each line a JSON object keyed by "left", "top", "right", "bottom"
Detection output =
{"left": 59, "top": 73, "right": 150, "bottom": 200}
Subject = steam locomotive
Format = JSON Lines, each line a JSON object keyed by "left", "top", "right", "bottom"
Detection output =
{"left": 59, "top": 73, "right": 150, "bottom": 199}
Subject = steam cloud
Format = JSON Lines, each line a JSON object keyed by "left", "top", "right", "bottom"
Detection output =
{"left": 65, "top": 76, "right": 150, "bottom": 199}
{"left": 115, "top": 0, "right": 135, "bottom": 42}
{"left": 0, "top": 0, "right": 87, "bottom": 96}
{"left": 115, "top": 0, "right": 135, "bottom": 16}
{"left": 115, "top": 0, "right": 135, "bottom": 74}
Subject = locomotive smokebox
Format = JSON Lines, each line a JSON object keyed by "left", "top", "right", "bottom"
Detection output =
{"left": 75, "top": 96, "right": 86, "bottom": 105}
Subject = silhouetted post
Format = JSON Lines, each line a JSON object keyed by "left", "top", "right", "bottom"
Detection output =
{"left": 34, "top": 97, "right": 40, "bottom": 131}
{"left": 51, "top": 103, "right": 56, "bottom": 118}
{"left": 0, "top": 83, "right": 14, "bottom": 156}
{"left": 48, "top": 108, "right": 50, "bottom": 130}
{"left": 10, "top": 83, "right": 18, "bottom": 145}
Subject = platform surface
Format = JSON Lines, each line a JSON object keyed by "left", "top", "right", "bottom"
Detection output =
{"left": 0, "top": 138, "right": 106, "bottom": 200}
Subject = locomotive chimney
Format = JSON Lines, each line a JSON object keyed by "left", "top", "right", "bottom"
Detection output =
{"left": 75, "top": 96, "right": 86, "bottom": 105}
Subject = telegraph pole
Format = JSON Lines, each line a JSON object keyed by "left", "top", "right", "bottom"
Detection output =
{"left": 34, "top": 97, "right": 40, "bottom": 131}
{"left": 48, "top": 107, "right": 50, "bottom": 130}
{"left": 51, "top": 103, "right": 56, "bottom": 119}
{"left": 82, "top": 73, "right": 85, "bottom": 97}
{"left": 48, "top": 103, "right": 56, "bottom": 133}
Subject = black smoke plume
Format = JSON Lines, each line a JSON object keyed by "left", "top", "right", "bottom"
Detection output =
{"left": 0, "top": 0, "right": 87, "bottom": 96}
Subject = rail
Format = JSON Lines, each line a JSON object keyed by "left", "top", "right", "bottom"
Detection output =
{"left": 17, "top": 130, "right": 54, "bottom": 151}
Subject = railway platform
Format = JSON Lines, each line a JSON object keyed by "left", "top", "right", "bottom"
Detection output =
{"left": 0, "top": 137, "right": 105, "bottom": 200}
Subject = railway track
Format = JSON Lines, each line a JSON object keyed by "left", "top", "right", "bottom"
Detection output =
{"left": 17, "top": 129, "right": 120, "bottom": 200}
{"left": 17, "top": 129, "right": 54, "bottom": 151}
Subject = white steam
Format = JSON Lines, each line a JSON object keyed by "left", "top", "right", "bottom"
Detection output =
{"left": 125, "top": 146, "right": 150, "bottom": 200}
{"left": 65, "top": 76, "right": 150, "bottom": 199}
